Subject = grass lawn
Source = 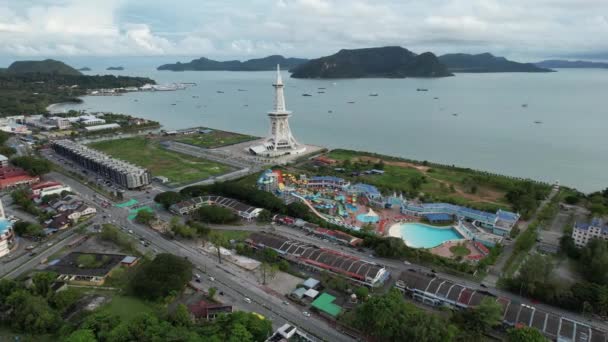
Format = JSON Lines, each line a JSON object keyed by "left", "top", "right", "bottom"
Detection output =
{"left": 89, "top": 137, "right": 233, "bottom": 186}
{"left": 97, "top": 295, "right": 160, "bottom": 321}
{"left": 211, "top": 229, "right": 251, "bottom": 241}
{"left": 450, "top": 244, "right": 471, "bottom": 257}
{"left": 175, "top": 129, "right": 256, "bottom": 148}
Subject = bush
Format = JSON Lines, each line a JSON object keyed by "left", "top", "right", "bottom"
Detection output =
{"left": 193, "top": 205, "right": 238, "bottom": 224}
{"left": 129, "top": 253, "right": 192, "bottom": 300}
{"left": 10, "top": 156, "right": 52, "bottom": 176}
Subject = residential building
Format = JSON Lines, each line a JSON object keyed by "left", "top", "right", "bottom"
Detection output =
{"left": 266, "top": 323, "right": 316, "bottom": 342}
{"left": 31, "top": 181, "right": 72, "bottom": 198}
{"left": 46, "top": 252, "right": 126, "bottom": 285}
{"left": 51, "top": 140, "right": 150, "bottom": 189}
{"left": 572, "top": 218, "right": 608, "bottom": 247}
{"left": 0, "top": 200, "right": 14, "bottom": 258}
{"left": 48, "top": 116, "right": 72, "bottom": 130}
{"left": 188, "top": 300, "right": 233, "bottom": 322}
{"left": 0, "top": 166, "right": 39, "bottom": 189}
{"left": 0, "top": 154, "right": 8, "bottom": 168}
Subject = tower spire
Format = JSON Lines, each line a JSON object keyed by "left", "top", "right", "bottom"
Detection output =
{"left": 273, "top": 64, "right": 287, "bottom": 113}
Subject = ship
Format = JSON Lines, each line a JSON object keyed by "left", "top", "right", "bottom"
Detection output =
{"left": 369, "top": 93, "right": 379, "bottom": 97}
{"left": 417, "top": 88, "right": 428, "bottom": 92}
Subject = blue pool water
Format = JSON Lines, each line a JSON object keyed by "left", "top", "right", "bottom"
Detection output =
{"left": 396, "top": 222, "right": 463, "bottom": 248}
{"left": 356, "top": 213, "right": 380, "bottom": 223}
{"left": 0, "top": 219, "right": 12, "bottom": 234}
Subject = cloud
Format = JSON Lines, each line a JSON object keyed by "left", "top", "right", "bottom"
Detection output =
{"left": 0, "top": 0, "right": 607, "bottom": 60}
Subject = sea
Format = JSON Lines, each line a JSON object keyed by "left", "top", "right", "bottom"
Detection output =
{"left": 51, "top": 67, "right": 608, "bottom": 193}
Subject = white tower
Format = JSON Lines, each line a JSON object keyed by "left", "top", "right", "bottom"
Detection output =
{"left": 249, "top": 65, "right": 305, "bottom": 157}
{"left": 0, "top": 199, "right": 4, "bottom": 219}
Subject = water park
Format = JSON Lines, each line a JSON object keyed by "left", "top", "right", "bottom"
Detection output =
{"left": 258, "top": 169, "right": 519, "bottom": 261}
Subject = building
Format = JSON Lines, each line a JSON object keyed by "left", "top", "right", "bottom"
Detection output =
{"left": 266, "top": 323, "right": 316, "bottom": 342}
{"left": 51, "top": 139, "right": 150, "bottom": 189}
{"left": 0, "top": 200, "right": 15, "bottom": 258}
{"left": 83, "top": 123, "right": 121, "bottom": 132}
{"left": 170, "top": 195, "right": 263, "bottom": 220}
{"left": 249, "top": 65, "right": 306, "bottom": 157}
{"left": 0, "top": 166, "right": 40, "bottom": 189}
{"left": 46, "top": 252, "right": 126, "bottom": 285}
{"left": 0, "top": 154, "right": 8, "bottom": 168}
{"left": 305, "top": 176, "right": 350, "bottom": 189}
{"left": 31, "top": 181, "right": 72, "bottom": 198}
{"left": 395, "top": 271, "right": 608, "bottom": 342}
{"left": 572, "top": 218, "right": 608, "bottom": 247}
{"left": 311, "top": 293, "right": 342, "bottom": 318}
{"left": 48, "top": 116, "right": 72, "bottom": 130}
{"left": 78, "top": 115, "right": 106, "bottom": 126}
{"left": 188, "top": 300, "right": 233, "bottom": 322}
{"left": 247, "top": 232, "right": 389, "bottom": 287}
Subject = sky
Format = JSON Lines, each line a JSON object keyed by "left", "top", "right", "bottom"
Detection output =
{"left": 1, "top": 0, "right": 607, "bottom": 62}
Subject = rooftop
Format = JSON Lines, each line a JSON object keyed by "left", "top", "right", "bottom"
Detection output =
{"left": 46, "top": 252, "right": 125, "bottom": 277}
{"left": 311, "top": 293, "right": 342, "bottom": 317}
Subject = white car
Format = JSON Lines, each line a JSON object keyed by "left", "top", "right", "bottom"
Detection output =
{"left": 209, "top": 277, "right": 215, "bottom": 281}
{"left": 302, "top": 311, "right": 311, "bottom": 317}
{"left": 244, "top": 297, "right": 252, "bottom": 304}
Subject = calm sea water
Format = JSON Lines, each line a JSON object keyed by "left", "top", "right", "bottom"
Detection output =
{"left": 53, "top": 68, "right": 608, "bottom": 193}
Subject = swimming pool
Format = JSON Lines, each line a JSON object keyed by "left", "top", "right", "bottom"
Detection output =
{"left": 357, "top": 213, "right": 380, "bottom": 223}
{"left": 392, "top": 222, "right": 463, "bottom": 248}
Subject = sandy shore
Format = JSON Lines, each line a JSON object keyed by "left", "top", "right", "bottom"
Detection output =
{"left": 388, "top": 222, "right": 402, "bottom": 238}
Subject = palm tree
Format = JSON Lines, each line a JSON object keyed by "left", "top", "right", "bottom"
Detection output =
{"left": 208, "top": 232, "right": 228, "bottom": 264}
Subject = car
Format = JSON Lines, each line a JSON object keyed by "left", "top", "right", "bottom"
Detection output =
{"left": 403, "top": 260, "right": 411, "bottom": 265}
{"left": 195, "top": 278, "right": 201, "bottom": 283}
{"left": 282, "top": 301, "right": 289, "bottom": 305}
{"left": 219, "top": 291, "right": 224, "bottom": 296}
{"left": 480, "top": 283, "right": 488, "bottom": 288}
{"left": 244, "top": 297, "right": 252, "bottom": 304}
{"left": 29, "top": 252, "right": 37, "bottom": 257}
{"left": 408, "top": 268, "right": 417, "bottom": 273}
{"left": 194, "top": 273, "right": 201, "bottom": 279}
{"left": 128, "top": 230, "right": 133, "bottom": 234}
{"left": 302, "top": 311, "right": 311, "bottom": 317}
{"left": 47, "top": 242, "right": 53, "bottom": 247}
{"left": 209, "top": 277, "right": 215, "bottom": 281}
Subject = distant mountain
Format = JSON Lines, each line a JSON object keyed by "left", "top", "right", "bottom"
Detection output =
{"left": 535, "top": 60, "right": 608, "bottom": 69}
{"left": 438, "top": 53, "right": 552, "bottom": 73}
{"left": 78, "top": 67, "right": 92, "bottom": 71}
{"left": 157, "top": 55, "right": 308, "bottom": 71}
{"left": 6, "top": 59, "right": 82, "bottom": 75}
{"left": 289, "top": 46, "right": 452, "bottom": 79}
{"left": 107, "top": 66, "right": 125, "bottom": 71}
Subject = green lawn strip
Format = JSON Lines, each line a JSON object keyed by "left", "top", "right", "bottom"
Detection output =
{"left": 211, "top": 229, "right": 251, "bottom": 241}
{"left": 88, "top": 137, "right": 232, "bottom": 186}
{"left": 96, "top": 295, "right": 161, "bottom": 321}
{"left": 176, "top": 130, "right": 256, "bottom": 148}
{"left": 449, "top": 244, "right": 471, "bottom": 257}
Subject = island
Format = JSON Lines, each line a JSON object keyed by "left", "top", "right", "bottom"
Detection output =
{"left": 107, "top": 66, "right": 125, "bottom": 71}
{"left": 78, "top": 67, "right": 92, "bottom": 71}
{"left": 0, "top": 59, "right": 154, "bottom": 116}
{"left": 157, "top": 55, "right": 308, "bottom": 71}
{"left": 438, "top": 53, "right": 552, "bottom": 73}
{"left": 289, "top": 46, "right": 452, "bottom": 78}
{"left": 5, "top": 59, "right": 83, "bottom": 76}
{"left": 535, "top": 59, "right": 608, "bottom": 69}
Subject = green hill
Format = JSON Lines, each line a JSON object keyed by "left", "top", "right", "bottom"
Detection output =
{"left": 438, "top": 53, "right": 552, "bottom": 73}
{"left": 158, "top": 55, "right": 308, "bottom": 71}
{"left": 7, "top": 59, "right": 82, "bottom": 75}
{"left": 289, "top": 46, "right": 452, "bottom": 78}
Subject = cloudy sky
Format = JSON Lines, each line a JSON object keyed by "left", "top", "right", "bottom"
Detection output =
{"left": 1, "top": 0, "right": 607, "bottom": 61}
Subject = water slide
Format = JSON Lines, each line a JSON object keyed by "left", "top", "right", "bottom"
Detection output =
{"left": 290, "top": 192, "right": 333, "bottom": 221}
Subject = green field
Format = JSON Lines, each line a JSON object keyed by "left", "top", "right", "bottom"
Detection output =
{"left": 97, "top": 295, "right": 160, "bottom": 320}
{"left": 89, "top": 137, "right": 233, "bottom": 186}
{"left": 175, "top": 129, "right": 256, "bottom": 148}
{"left": 211, "top": 229, "right": 251, "bottom": 241}
{"left": 324, "top": 149, "right": 517, "bottom": 211}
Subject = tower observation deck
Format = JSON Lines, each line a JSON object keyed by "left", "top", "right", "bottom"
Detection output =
{"left": 249, "top": 65, "right": 306, "bottom": 157}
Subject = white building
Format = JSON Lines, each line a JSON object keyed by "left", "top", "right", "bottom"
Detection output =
{"left": 249, "top": 65, "right": 306, "bottom": 157}
{"left": 84, "top": 123, "right": 121, "bottom": 132}
{"left": 572, "top": 218, "right": 608, "bottom": 247}
{"left": 0, "top": 200, "right": 14, "bottom": 258}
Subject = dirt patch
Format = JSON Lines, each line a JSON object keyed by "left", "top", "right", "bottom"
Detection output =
{"left": 355, "top": 156, "right": 430, "bottom": 172}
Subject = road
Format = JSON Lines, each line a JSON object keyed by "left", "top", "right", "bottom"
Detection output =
{"left": 44, "top": 170, "right": 354, "bottom": 342}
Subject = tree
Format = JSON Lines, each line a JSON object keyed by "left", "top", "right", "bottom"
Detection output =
{"left": 354, "top": 286, "right": 369, "bottom": 301}
{"left": 10, "top": 155, "right": 52, "bottom": 176}
{"left": 259, "top": 262, "right": 278, "bottom": 285}
{"left": 580, "top": 239, "right": 608, "bottom": 285}
{"left": 50, "top": 288, "right": 81, "bottom": 313}
{"left": 170, "top": 303, "right": 192, "bottom": 328}
{"left": 6, "top": 290, "right": 62, "bottom": 333}
{"left": 208, "top": 232, "right": 228, "bottom": 264}
{"left": 64, "top": 329, "right": 97, "bottom": 342}
{"left": 517, "top": 254, "right": 554, "bottom": 294}
{"left": 154, "top": 191, "right": 184, "bottom": 209}
{"left": 129, "top": 253, "right": 193, "bottom": 300}
{"left": 81, "top": 312, "right": 122, "bottom": 342}
{"left": 228, "top": 323, "right": 253, "bottom": 342}
{"left": 12, "top": 220, "right": 44, "bottom": 237}
{"left": 507, "top": 327, "right": 547, "bottom": 342}
{"left": 32, "top": 271, "right": 58, "bottom": 298}
{"left": 194, "top": 205, "right": 238, "bottom": 224}
{"left": 453, "top": 297, "right": 503, "bottom": 337}
{"left": 134, "top": 210, "right": 156, "bottom": 225}
{"left": 208, "top": 287, "right": 217, "bottom": 299}
{"left": 257, "top": 209, "right": 273, "bottom": 223}
{"left": 261, "top": 247, "right": 278, "bottom": 263}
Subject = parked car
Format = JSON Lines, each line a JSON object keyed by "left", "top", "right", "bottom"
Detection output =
{"left": 244, "top": 297, "right": 252, "bottom": 304}
{"left": 302, "top": 311, "right": 311, "bottom": 317}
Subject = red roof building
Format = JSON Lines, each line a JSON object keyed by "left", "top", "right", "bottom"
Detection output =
{"left": 188, "top": 300, "right": 233, "bottom": 321}
{"left": 0, "top": 166, "right": 39, "bottom": 189}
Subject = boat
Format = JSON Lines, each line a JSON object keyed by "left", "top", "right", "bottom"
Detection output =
{"left": 238, "top": 89, "right": 247, "bottom": 92}
{"left": 216, "top": 91, "right": 224, "bottom": 94}
{"left": 318, "top": 87, "right": 326, "bottom": 90}
{"left": 433, "top": 97, "right": 439, "bottom": 100}
{"left": 417, "top": 88, "right": 428, "bottom": 92}
{"left": 452, "top": 113, "right": 458, "bottom": 116}
{"left": 171, "top": 103, "right": 177, "bottom": 106}
{"left": 328, "top": 110, "right": 333, "bottom": 113}
{"left": 534, "top": 120, "right": 542, "bottom": 124}
{"left": 369, "top": 93, "right": 379, "bottom": 97}
{"left": 317, "top": 91, "right": 325, "bottom": 94}
{"left": 302, "top": 93, "right": 312, "bottom": 97}
{"left": 347, "top": 101, "right": 355, "bottom": 104}
{"left": 522, "top": 104, "right": 528, "bottom": 108}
